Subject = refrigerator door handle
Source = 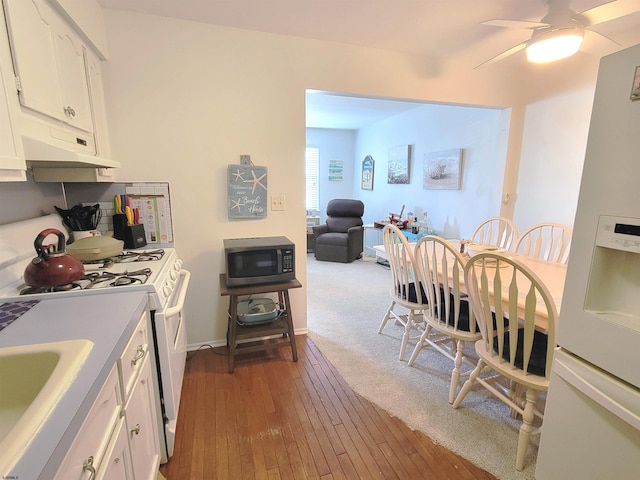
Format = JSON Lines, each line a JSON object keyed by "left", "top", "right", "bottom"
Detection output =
{"left": 554, "top": 352, "right": 640, "bottom": 430}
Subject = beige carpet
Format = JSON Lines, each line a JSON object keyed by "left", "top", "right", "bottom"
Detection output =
{"left": 306, "top": 254, "right": 540, "bottom": 480}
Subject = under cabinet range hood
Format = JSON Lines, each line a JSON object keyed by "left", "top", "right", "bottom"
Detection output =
{"left": 22, "top": 135, "right": 120, "bottom": 169}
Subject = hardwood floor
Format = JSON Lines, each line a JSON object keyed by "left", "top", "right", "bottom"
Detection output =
{"left": 159, "top": 335, "right": 497, "bottom": 480}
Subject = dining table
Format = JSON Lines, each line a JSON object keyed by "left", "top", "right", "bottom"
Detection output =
{"left": 374, "top": 239, "right": 567, "bottom": 331}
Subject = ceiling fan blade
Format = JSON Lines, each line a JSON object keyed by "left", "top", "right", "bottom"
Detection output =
{"left": 575, "top": 0, "right": 640, "bottom": 27}
{"left": 474, "top": 41, "right": 528, "bottom": 69}
{"left": 584, "top": 28, "right": 622, "bottom": 47}
{"left": 482, "top": 19, "right": 549, "bottom": 29}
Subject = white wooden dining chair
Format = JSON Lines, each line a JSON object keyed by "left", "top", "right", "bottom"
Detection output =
{"left": 514, "top": 222, "right": 572, "bottom": 264}
{"left": 378, "top": 224, "right": 428, "bottom": 360}
{"left": 408, "top": 236, "right": 481, "bottom": 403}
{"left": 452, "top": 252, "right": 558, "bottom": 471}
{"left": 470, "top": 216, "right": 519, "bottom": 251}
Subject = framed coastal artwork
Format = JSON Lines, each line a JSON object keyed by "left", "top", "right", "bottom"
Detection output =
{"left": 387, "top": 145, "right": 411, "bottom": 184}
{"left": 361, "top": 155, "right": 374, "bottom": 190}
{"left": 328, "top": 159, "right": 343, "bottom": 181}
{"left": 423, "top": 149, "right": 463, "bottom": 190}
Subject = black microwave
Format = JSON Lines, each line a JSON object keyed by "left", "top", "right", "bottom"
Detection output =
{"left": 223, "top": 236, "right": 295, "bottom": 287}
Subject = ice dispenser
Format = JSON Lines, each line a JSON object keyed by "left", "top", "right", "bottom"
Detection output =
{"left": 584, "top": 215, "right": 640, "bottom": 331}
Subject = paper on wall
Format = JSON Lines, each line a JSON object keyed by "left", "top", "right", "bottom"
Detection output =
{"left": 128, "top": 196, "right": 171, "bottom": 244}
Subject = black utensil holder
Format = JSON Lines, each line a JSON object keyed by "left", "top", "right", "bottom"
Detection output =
{"left": 113, "top": 214, "right": 147, "bottom": 249}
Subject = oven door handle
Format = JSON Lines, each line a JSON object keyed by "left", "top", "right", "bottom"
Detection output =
{"left": 164, "top": 269, "right": 191, "bottom": 317}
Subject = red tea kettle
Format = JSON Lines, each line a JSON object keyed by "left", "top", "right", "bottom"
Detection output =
{"left": 24, "top": 228, "right": 85, "bottom": 287}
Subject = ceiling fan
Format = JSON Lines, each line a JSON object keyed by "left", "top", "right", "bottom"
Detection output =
{"left": 477, "top": 0, "right": 640, "bottom": 67}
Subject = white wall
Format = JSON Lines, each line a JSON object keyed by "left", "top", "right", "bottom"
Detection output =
{"left": 306, "top": 128, "right": 356, "bottom": 219}
{"left": 513, "top": 85, "right": 595, "bottom": 230}
{"left": 508, "top": 54, "right": 600, "bottom": 231}
{"left": 352, "top": 103, "right": 508, "bottom": 240}
{"left": 0, "top": 178, "right": 65, "bottom": 225}
{"left": 99, "top": 8, "right": 604, "bottom": 347}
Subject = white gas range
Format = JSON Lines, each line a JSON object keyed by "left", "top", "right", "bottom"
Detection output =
{"left": 0, "top": 214, "right": 190, "bottom": 463}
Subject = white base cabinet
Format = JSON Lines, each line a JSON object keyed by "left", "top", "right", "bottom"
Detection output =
{"left": 55, "top": 311, "right": 160, "bottom": 480}
{"left": 124, "top": 356, "right": 161, "bottom": 480}
{"left": 54, "top": 363, "right": 124, "bottom": 480}
{"left": 95, "top": 418, "right": 134, "bottom": 480}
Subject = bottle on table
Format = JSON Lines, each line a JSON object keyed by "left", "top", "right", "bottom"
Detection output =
{"left": 411, "top": 217, "right": 420, "bottom": 234}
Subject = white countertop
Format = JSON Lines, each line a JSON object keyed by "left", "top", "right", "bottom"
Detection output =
{"left": 0, "top": 291, "right": 148, "bottom": 480}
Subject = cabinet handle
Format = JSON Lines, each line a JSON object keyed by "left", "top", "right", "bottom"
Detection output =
{"left": 64, "top": 106, "right": 76, "bottom": 117}
{"left": 131, "top": 345, "right": 145, "bottom": 366}
{"left": 83, "top": 456, "right": 96, "bottom": 480}
{"left": 130, "top": 423, "right": 141, "bottom": 435}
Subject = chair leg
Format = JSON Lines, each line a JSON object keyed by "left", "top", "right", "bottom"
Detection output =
{"left": 516, "top": 388, "right": 537, "bottom": 471}
{"left": 452, "top": 358, "right": 484, "bottom": 408}
{"left": 378, "top": 301, "right": 396, "bottom": 334}
{"left": 399, "top": 310, "right": 415, "bottom": 360}
{"left": 449, "top": 339, "right": 464, "bottom": 404}
{"left": 509, "top": 381, "right": 525, "bottom": 419}
{"left": 407, "top": 324, "right": 431, "bottom": 366}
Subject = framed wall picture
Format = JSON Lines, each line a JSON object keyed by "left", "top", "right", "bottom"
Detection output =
{"left": 387, "top": 145, "right": 411, "bottom": 184}
{"left": 328, "top": 159, "right": 343, "bottom": 181}
{"left": 631, "top": 65, "right": 640, "bottom": 101}
{"left": 423, "top": 149, "right": 463, "bottom": 190}
{"left": 227, "top": 164, "right": 268, "bottom": 218}
{"left": 361, "top": 155, "right": 374, "bottom": 190}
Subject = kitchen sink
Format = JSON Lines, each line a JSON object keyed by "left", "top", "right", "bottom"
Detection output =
{"left": 0, "top": 339, "right": 93, "bottom": 473}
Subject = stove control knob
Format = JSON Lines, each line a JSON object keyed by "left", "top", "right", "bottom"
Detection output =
{"left": 170, "top": 270, "right": 178, "bottom": 281}
{"left": 163, "top": 285, "right": 172, "bottom": 298}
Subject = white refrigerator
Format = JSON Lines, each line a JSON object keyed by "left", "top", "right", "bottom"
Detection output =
{"left": 536, "top": 44, "right": 640, "bottom": 478}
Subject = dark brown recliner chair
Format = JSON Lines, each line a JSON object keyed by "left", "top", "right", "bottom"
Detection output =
{"left": 313, "top": 199, "right": 365, "bottom": 263}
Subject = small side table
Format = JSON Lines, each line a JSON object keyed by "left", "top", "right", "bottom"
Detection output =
{"left": 219, "top": 274, "right": 301, "bottom": 373}
{"left": 363, "top": 224, "right": 383, "bottom": 261}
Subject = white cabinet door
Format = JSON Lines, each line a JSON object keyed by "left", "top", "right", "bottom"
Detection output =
{"left": 4, "top": 0, "right": 92, "bottom": 133}
{"left": 96, "top": 418, "right": 135, "bottom": 480}
{"left": 85, "top": 48, "right": 111, "bottom": 158}
{"left": 4, "top": 0, "right": 61, "bottom": 120}
{"left": 0, "top": 19, "right": 25, "bottom": 180}
{"left": 52, "top": 19, "right": 92, "bottom": 132}
{"left": 124, "top": 355, "right": 161, "bottom": 480}
{"left": 54, "top": 365, "right": 122, "bottom": 480}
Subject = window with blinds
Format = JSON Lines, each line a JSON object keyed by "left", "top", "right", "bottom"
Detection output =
{"left": 305, "top": 146, "right": 319, "bottom": 212}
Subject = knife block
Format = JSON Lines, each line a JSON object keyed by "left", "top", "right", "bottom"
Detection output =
{"left": 113, "top": 214, "right": 147, "bottom": 249}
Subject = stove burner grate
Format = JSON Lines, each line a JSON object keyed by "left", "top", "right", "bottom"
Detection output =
{"left": 116, "top": 249, "right": 165, "bottom": 263}
{"left": 20, "top": 283, "right": 83, "bottom": 295}
{"left": 81, "top": 258, "right": 115, "bottom": 268}
{"left": 84, "top": 268, "right": 152, "bottom": 288}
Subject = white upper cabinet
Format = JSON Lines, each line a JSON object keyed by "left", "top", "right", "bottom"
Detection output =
{"left": 0, "top": 2, "right": 25, "bottom": 181}
{"left": 4, "top": 0, "right": 92, "bottom": 133}
{"left": 53, "top": 19, "right": 93, "bottom": 132}
{"left": 0, "top": 0, "right": 119, "bottom": 177}
{"left": 0, "top": 64, "right": 26, "bottom": 181}
{"left": 86, "top": 47, "right": 111, "bottom": 159}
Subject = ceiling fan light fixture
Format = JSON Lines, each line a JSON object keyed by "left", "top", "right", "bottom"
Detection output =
{"left": 526, "top": 28, "right": 584, "bottom": 63}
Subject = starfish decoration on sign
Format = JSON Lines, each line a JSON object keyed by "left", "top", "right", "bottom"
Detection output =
{"left": 244, "top": 170, "right": 267, "bottom": 194}
{"left": 232, "top": 169, "right": 245, "bottom": 182}
{"left": 230, "top": 198, "right": 245, "bottom": 211}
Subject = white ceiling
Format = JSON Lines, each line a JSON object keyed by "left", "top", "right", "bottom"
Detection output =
{"left": 97, "top": 0, "right": 640, "bottom": 129}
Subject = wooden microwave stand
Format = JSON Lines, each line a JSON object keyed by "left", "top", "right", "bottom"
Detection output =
{"left": 219, "top": 274, "right": 301, "bottom": 373}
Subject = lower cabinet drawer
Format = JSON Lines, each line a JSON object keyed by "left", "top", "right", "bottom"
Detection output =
{"left": 54, "top": 364, "right": 122, "bottom": 480}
